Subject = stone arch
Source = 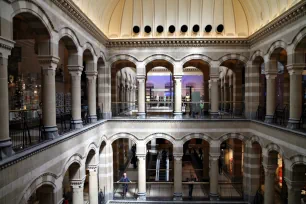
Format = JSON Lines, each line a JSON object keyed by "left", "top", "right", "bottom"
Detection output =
{"left": 143, "top": 54, "right": 176, "bottom": 67}
{"left": 84, "top": 142, "right": 99, "bottom": 158}
{"left": 289, "top": 155, "right": 306, "bottom": 171}
{"left": 108, "top": 54, "right": 139, "bottom": 66}
{"left": 251, "top": 50, "right": 264, "bottom": 61}
{"left": 18, "top": 173, "right": 57, "bottom": 204}
{"left": 181, "top": 133, "right": 213, "bottom": 144}
{"left": 291, "top": 27, "right": 306, "bottom": 51}
{"left": 218, "top": 133, "right": 248, "bottom": 144}
{"left": 265, "top": 143, "right": 285, "bottom": 158}
{"left": 58, "top": 27, "right": 81, "bottom": 49}
{"left": 249, "top": 135, "right": 264, "bottom": 148}
{"left": 180, "top": 54, "right": 213, "bottom": 67}
{"left": 98, "top": 135, "right": 108, "bottom": 148}
{"left": 98, "top": 51, "right": 107, "bottom": 66}
{"left": 11, "top": 0, "right": 56, "bottom": 34}
{"left": 144, "top": 133, "right": 176, "bottom": 145}
{"left": 82, "top": 42, "right": 97, "bottom": 57}
{"left": 217, "top": 54, "right": 248, "bottom": 66}
{"left": 108, "top": 132, "right": 139, "bottom": 145}
{"left": 266, "top": 40, "right": 288, "bottom": 59}
{"left": 60, "top": 153, "right": 84, "bottom": 179}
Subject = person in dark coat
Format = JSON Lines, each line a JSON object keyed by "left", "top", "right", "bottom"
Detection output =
{"left": 188, "top": 175, "right": 196, "bottom": 199}
{"left": 98, "top": 189, "right": 104, "bottom": 204}
{"left": 117, "top": 173, "right": 131, "bottom": 198}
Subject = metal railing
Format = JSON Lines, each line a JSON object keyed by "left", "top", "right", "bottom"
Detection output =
{"left": 111, "top": 102, "right": 137, "bottom": 117}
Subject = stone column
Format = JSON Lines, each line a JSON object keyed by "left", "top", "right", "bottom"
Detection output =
{"left": 38, "top": 56, "right": 60, "bottom": 139}
{"left": 224, "top": 81, "right": 229, "bottom": 111}
{"left": 263, "top": 165, "right": 277, "bottom": 204}
{"left": 173, "top": 155, "right": 183, "bottom": 200}
{"left": 287, "top": 64, "right": 304, "bottom": 129}
{"left": 264, "top": 72, "right": 277, "bottom": 123}
{"left": 88, "top": 166, "right": 99, "bottom": 204}
{"left": 174, "top": 75, "right": 183, "bottom": 119}
{"left": 137, "top": 76, "right": 146, "bottom": 118}
{"left": 220, "top": 79, "right": 224, "bottom": 111}
{"left": 202, "top": 145, "right": 210, "bottom": 180}
{"left": 70, "top": 180, "right": 85, "bottom": 204}
{"left": 210, "top": 76, "right": 219, "bottom": 118}
{"left": 285, "top": 181, "right": 304, "bottom": 204}
{"left": 68, "top": 66, "right": 83, "bottom": 129}
{"left": 0, "top": 37, "right": 14, "bottom": 159}
{"left": 98, "top": 64, "right": 112, "bottom": 119}
{"left": 86, "top": 71, "right": 97, "bottom": 123}
{"left": 150, "top": 139, "right": 157, "bottom": 154}
{"left": 209, "top": 155, "right": 220, "bottom": 200}
{"left": 204, "top": 81, "right": 209, "bottom": 111}
{"left": 137, "top": 155, "right": 146, "bottom": 200}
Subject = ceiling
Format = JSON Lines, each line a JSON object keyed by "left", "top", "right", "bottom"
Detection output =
{"left": 72, "top": 0, "right": 301, "bottom": 39}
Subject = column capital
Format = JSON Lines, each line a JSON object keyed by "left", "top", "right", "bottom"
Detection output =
{"left": 0, "top": 37, "right": 15, "bottom": 58}
{"left": 284, "top": 178, "right": 305, "bottom": 190}
{"left": 173, "top": 154, "right": 183, "bottom": 160}
{"left": 137, "top": 75, "right": 146, "bottom": 80}
{"left": 210, "top": 74, "right": 219, "bottom": 82}
{"left": 265, "top": 71, "right": 277, "bottom": 79}
{"left": 85, "top": 70, "right": 98, "bottom": 77}
{"left": 68, "top": 65, "right": 84, "bottom": 74}
{"left": 286, "top": 64, "right": 305, "bottom": 75}
{"left": 70, "top": 178, "right": 85, "bottom": 189}
{"left": 87, "top": 164, "right": 98, "bottom": 172}
{"left": 263, "top": 164, "right": 278, "bottom": 176}
{"left": 38, "top": 56, "right": 60, "bottom": 71}
{"left": 136, "top": 154, "right": 146, "bottom": 159}
{"left": 173, "top": 75, "right": 183, "bottom": 79}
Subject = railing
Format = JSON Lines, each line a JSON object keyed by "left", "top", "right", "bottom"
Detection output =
{"left": 111, "top": 102, "right": 137, "bottom": 117}
{"left": 9, "top": 109, "right": 46, "bottom": 151}
{"left": 146, "top": 100, "right": 173, "bottom": 112}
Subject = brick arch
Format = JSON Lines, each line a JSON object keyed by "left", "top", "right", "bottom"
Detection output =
{"left": 108, "top": 132, "right": 139, "bottom": 145}
{"left": 266, "top": 40, "right": 288, "bottom": 59}
{"left": 265, "top": 143, "right": 285, "bottom": 158}
{"left": 251, "top": 50, "right": 264, "bottom": 62}
{"left": 143, "top": 54, "right": 176, "bottom": 67}
{"left": 58, "top": 27, "right": 81, "bottom": 49}
{"left": 144, "top": 133, "right": 176, "bottom": 146}
{"left": 181, "top": 133, "right": 213, "bottom": 145}
{"left": 218, "top": 133, "right": 248, "bottom": 144}
{"left": 18, "top": 173, "right": 57, "bottom": 204}
{"left": 180, "top": 54, "right": 213, "bottom": 67}
{"left": 108, "top": 54, "right": 139, "bottom": 66}
{"left": 217, "top": 54, "right": 248, "bottom": 67}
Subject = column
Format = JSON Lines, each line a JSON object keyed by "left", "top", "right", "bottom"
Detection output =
{"left": 68, "top": 66, "right": 83, "bottom": 129}
{"left": 209, "top": 155, "right": 220, "bottom": 200}
{"left": 173, "top": 155, "right": 183, "bottom": 200}
{"left": 137, "top": 155, "right": 146, "bottom": 200}
{"left": 233, "top": 68, "right": 243, "bottom": 115}
{"left": 229, "top": 76, "right": 233, "bottom": 112}
{"left": 287, "top": 64, "right": 304, "bottom": 129}
{"left": 174, "top": 75, "right": 182, "bottom": 119}
{"left": 264, "top": 59, "right": 277, "bottom": 123}
{"left": 98, "top": 64, "right": 112, "bottom": 119}
{"left": 204, "top": 81, "right": 209, "bottom": 111}
{"left": 150, "top": 139, "right": 157, "bottom": 154}
{"left": 0, "top": 37, "right": 14, "bottom": 159}
{"left": 137, "top": 76, "right": 146, "bottom": 118}
{"left": 263, "top": 165, "right": 277, "bottom": 204}
{"left": 70, "top": 180, "right": 85, "bottom": 204}
{"left": 126, "top": 86, "right": 130, "bottom": 110}
{"left": 86, "top": 71, "right": 97, "bottom": 123}
{"left": 286, "top": 181, "right": 304, "bottom": 204}
{"left": 38, "top": 56, "right": 60, "bottom": 139}
{"left": 224, "top": 81, "right": 229, "bottom": 111}
{"left": 210, "top": 75, "right": 220, "bottom": 118}
{"left": 88, "top": 166, "right": 99, "bottom": 204}
{"left": 202, "top": 143, "right": 210, "bottom": 180}
{"left": 220, "top": 79, "right": 224, "bottom": 111}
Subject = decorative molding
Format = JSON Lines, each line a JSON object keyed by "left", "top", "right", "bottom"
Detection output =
{"left": 0, "top": 37, "right": 15, "bottom": 51}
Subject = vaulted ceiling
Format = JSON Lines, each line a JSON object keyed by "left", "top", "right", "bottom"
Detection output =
{"left": 72, "top": 0, "right": 301, "bottom": 39}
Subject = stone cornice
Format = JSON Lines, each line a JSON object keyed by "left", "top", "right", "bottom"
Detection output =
{"left": 0, "top": 37, "right": 15, "bottom": 51}
{"left": 50, "top": 0, "right": 108, "bottom": 45}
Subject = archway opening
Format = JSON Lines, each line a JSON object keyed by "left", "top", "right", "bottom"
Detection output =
{"left": 182, "top": 138, "right": 210, "bottom": 199}
{"left": 145, "top": 60, "right": 174, "bottom": 117}
{"left": 220, "top": 60, "right": 246, "bottom": 117}
{"left": 110, "top": 60, "right": 137, "bottom": 117}
{"left": 182, "top": 60, "right": 210, "bottom": 118}
{"left": 27, "top": 184, "right": 54, "bottom": 204}
{"left": 9, "top": 12, "right": 51, "bottom": 151}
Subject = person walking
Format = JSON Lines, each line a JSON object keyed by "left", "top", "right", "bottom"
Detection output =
{"left": 117, "top": 173, "right": 132, "bottom": 198}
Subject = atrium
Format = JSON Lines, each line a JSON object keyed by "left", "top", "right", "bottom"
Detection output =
{"left": 0, "top": 0, "right": 306, "bottom": 204}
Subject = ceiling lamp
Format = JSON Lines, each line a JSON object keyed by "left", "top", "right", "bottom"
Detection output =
{"left": 205, "top": 25, "right": 212, "bottom": 33}
{"left": 193, "top": 24, "right": 200, "bottom": 33}
{"left": 216, "top": 24, "right": 224, "bottom": 33}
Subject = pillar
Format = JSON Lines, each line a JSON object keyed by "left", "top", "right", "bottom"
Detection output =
{"left": 224, "top": 80, "right": 229, "bottom": 111}
{"left": 86, "top": 71, "right": 97, "bottom": 123}
{"left": 98, "top": 64, "right": 112, "bottom": 119}
{"left": 204, "top": 80, "right": 209, "bottom": 111}
{"left": 68, "top": 66, "right": 83, "bottom": 129}
{"left": 220, "top": 80, "right": 224, "bottom": 111}
{"left": 233, "top": 139, "right": 242, "bottom": 181}
{"left": 287, "top": 64, "right": 304, "bottom": 129}
{"left": 202, "top": 145, "right": 210, "bottom": 181}
{"left": 263, "top": 165, "right": 277, "bottom": 204}
{"left": 150, "top": 139, "right": 157, "bottom": 154}
{"left": 137, "top": 76, "right": 146, "bottom": 118}
{"left": 88, "top": 166, "right": 98, "bottom": 204}
{"left": 229, "top": 76, "right": 233, "bottom": 111}
{"left": 209, "top": 155, "right": 220, "bottom": 200}
{"left": 210, "top": 76, "right": 219, "bottom": 118}
{"left": 38, "top": 56, "right": 60, "bottom": 139}
{"left": 0, "top": 37, "right": 14, "bottom": 159}
{"left": 174, "top": 75, "right": 182, "bottom": 119}
{"left": 70, "top": 180, "right": 85, "bottom": 204}
{"left": 173, "top": 155, "right": 183, "bottom": 200}
{"left": 233, "top": 68, "right": 243, "bottom": 115}
{"left": 137, "top": 155, "right": 146, "bottom": 200}
{"left": 264, "top": 73, "right": 277, "bottom": 123}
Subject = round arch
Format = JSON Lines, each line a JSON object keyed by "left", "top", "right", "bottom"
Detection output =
{"left": 143, "top": 54, "right": 176, "bottom": 67}
{"left": 108, "top": 54, "right": 139, "bottom": 66}
{"left": 180, "top": 54, "right": 213, "bottom": 67}
{"left": 82, "top": 42, "right": 97, "bottom": 57}
{"left": 265, "top": 143, "right": 286, "bottom": 159}
{"left": 108, "top": 132, "right": 139, "bottom": 145}
{"left": 144, "top": 133, "right": 176, "bottom": 145}
{"left": 218, "top": 133, "right": 249, "bottom": 144}
{"left": 266, "top": 40, "right": 288, "bottom": 59}
{"left": 181, "top": 133, "right": 213, "bottom": 144}
{"left": 58, "top": 27, "right": 81, "bottom": 49}
{"left": 291, "top": 27, "right": 306, "bottom": 51}
{"left": 18, "top": 173, "right": 57, "bottom": 204}
{"left": 60, "top": 153, "right": 84, "bottom": 180}
{"left": 289, "top": 155, "right": 306, "bottom": 171}
{"left": 84, "top": 142, "right": 99, "bottom": 158}
{"left": 218, "top": 54, "right": 248, "bottom": 67}
{"left": 251, "top": 50, "right": 264, "bottom": 62}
